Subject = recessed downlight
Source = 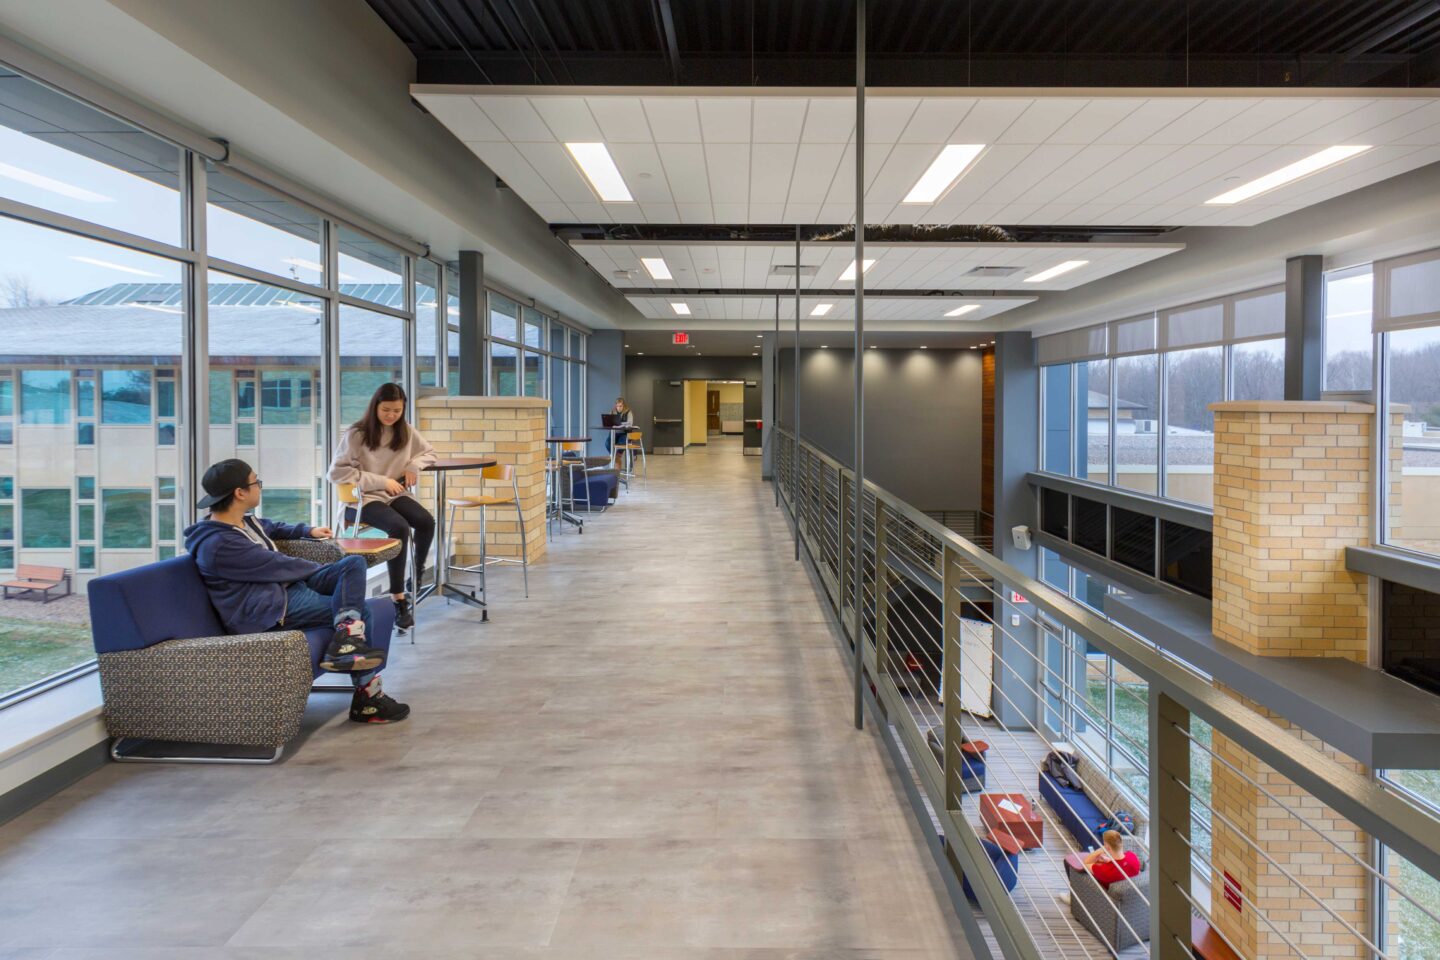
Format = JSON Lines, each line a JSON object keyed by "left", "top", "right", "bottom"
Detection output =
{"left": 820, "top": 344, "right": 829, "bottom": 349}
{"left": 1024, "top": 260, "right": 1088, "bottom": 284}
{"left": 945, "top": 304, "right": 981, "bottom": 318}
{"left": 839, "top": 259, "right": 876, "bottom": 282}
{"left": 1206, "top": 146, "right": 1372, "bottom": 205}
{"left": 564, "top": 142, "right": 633, "bottom": 202}
{"left": 919, "top": 345, "right": 928, "bottom": 350}
{"left": 640, "top": 257, "right": 672, "bottom": 280}
{"left": 670, "top": 302, "right": 691, "bottom": 316}
{"left": 810, "top": 303, "right": 834, "bottom": 317}
{"left": 903, "top": 144, "right": 986, "bottom": 204}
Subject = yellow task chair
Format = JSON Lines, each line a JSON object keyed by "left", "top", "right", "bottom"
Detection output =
{"left": 333, "top": 482, "right": 418, "bottom": 641}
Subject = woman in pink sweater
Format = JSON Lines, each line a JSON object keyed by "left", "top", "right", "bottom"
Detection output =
{"left": 328, "top": 383, "right": 437, "bottom": 629}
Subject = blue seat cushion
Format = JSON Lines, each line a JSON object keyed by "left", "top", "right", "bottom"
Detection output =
{"left": 964, "top": 837, "right": 1020, "bottom": 902}
{"left": 301, "top": 597, "right": 396, "bottom": 679}
{"left": 572, "top": 473, "right": 618, "bottom": 509}
{"left": 89, "top": 556, "right": 225, "bottom": 654}
{"left": 1038, "top": 769, "right": 1107, "bottom": 849}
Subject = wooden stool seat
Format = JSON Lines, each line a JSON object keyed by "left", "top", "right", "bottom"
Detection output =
{"left": 448, "top": 494, "right": 516, "bottom": 507}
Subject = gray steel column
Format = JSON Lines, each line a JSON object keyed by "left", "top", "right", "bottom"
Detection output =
{"left": 852, "top": 0, "right": 867, "bottom": 731}
{"left": 1150, "top": 691, "right": 1193, "bottom": 960}
{"left": 1284, "top": 253, "right": 1325, "bottom": 401}
{"left": 793, "top": 225, "right": 801, "bottom": 561}
{"left": 459, "top": 250, "right": 485, "bottom": 396}
{"left": 772, "top": 294, "right": 780, "bottom": 499}
{"left": 994, "top": 332, "right": 1041, "bottom": 728}
{"left": 181, "top": 151, "right": 209, "bottom": 530}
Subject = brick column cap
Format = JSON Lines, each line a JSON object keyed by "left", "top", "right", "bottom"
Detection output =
{"left": 418, "top": 396, "right": 551, "bottom": 410}
{"left": 1210, "top": 400, "right": 1374, "bottom": 414}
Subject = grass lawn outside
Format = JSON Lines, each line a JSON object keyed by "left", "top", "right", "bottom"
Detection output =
{"left": 0, "top": 615, "right": 95, "bottom": 697}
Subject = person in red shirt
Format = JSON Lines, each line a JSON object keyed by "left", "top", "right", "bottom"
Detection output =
{"left": 1084, "top": 829, "right": 1142, "bottom": 887}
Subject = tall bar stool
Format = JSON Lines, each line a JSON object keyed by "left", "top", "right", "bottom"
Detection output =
{"left": 619, "top": 429, "right": 648, "bottom": 479}
{"left": 333, "top": 482, "right": 418, "bottom": 642}
{"left": 547, "top": 443, "right": 588, "bottom": 535}
{"left": 445, "top": 464, "right": 530, "bottom": 597}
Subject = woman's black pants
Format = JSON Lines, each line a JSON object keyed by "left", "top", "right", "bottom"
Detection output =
{"left": 345, "top": 495, "right": 434, "bottom": 595}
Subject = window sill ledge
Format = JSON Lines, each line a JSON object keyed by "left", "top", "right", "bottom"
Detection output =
{"left": 0, "top": 672, "right": 106, "bottom": 800}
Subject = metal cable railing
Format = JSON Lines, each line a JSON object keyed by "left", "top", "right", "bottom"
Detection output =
{"left": 773, "top": 428, "right": 1440, "bottom": 960}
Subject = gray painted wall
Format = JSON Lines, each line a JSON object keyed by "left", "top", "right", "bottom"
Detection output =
{"left": 585, "top": 330, "right": 625, "bottom": 455}
{"left": 623, "top": 355, "right": 763, "bottom": 452}
{"left": 777, "top": 348, "right": 983, "bottom": 512}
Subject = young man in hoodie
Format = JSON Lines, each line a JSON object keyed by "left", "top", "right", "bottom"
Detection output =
{"left": 183, "top": 458, "right": 409, "bottom": 724}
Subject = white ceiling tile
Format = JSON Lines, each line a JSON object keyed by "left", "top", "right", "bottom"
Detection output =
{"left": 531, "top": 201, "right": 576, "bottom": 222}
{"left": 786, "top": 142, "right": 846, "bottom": 204}
{"left": 752, "top": 99, "right": 808, "bottom": 143}
{"left": 998, "top": 98, "right": 1088, "bottom": 144}
{"left": 515, "top": 141, "right": 597, "bottom": 202}
{"left": 819, "top": 201, "right": 855, "bottom": 223}
{"left": 952, "top": 98, "right": 1032, "bottom": 142}
{"left": 467, "top": 142, "right": 559, "bottom": 202}
{"left": 638, "top": 202, "right": 679, "bottom": 222}
{"left": 657, "top": 142, "right": 712, "bottom": 204}
{"left": 588, "top": 97, "right": 653, "bottom": 142}
{"left": 800, "top": 98, "right": 855, "bottom": 143}
{"left": 1020, "top": 144, "right": 1131, "bottom": 205}
{"left": 642, "top": 97, "right": 702, "bottom": 142}
{"left": 704, "top": 143, "right": 750, "bottom": 203}
{"left": 1191, "top": 99, "right": 1313, "bottom": 146}
{"left": 713, "top": 202, "right": 749, "bottom": 223}
{"left": 676, "top": 203, "right": 717, "bottom": 222}
{"left": 1092, "top": 99, "right": 1201, "bottom": 144}
{"left": 931, "top": 143, "right": 1036, "bottom": 209}
{"left": 1137, "top": 143, "right": 1276, "bottom": 204}
{"left": 782, "top": 202, "right": 823, "bottom": 223}
{"left": 750, "top": 143, "right": 799, "bottom": 203}
{"left": 899, "top": 98, "right": 977, "bottom": 143}
{"left": 866, "top": 143, "right": 942, "bottom": 206}
{"left": 1064, "top": 144, "right": 1182, "bottom": 204}
{"left": 413, "top": 95, "right": 504, "bottom": 140}
{"left": 1148, "top": 99, "right": 1261, "bottom": 144}
{"left": 1288, "top": 98, "right": 1425, "bottom": 145}
{"left": 1353, "top": 100, "right": 1440, "bottom": 145}
{"left": 699, "top": 99, "right": 753, "bottom": 143}
{"left": 1048, "top": 99, "right": 1146, "bottom": 144}
{"left": 567, "top": 202, "right": 614, "bottom": 223}
{"left": 982, "top": 144, "right": 1084, "bottom": 203}
{"left": 865, "top": 98, "right": 923, "bottom": 145}
{"left": 748, "top": 202, "right": 787, "bottom": 222}
{"left": 608, "top": 142, "right": 671, "bottom": 202}
{"left": 530, "top": 97, "right": 603, "bottom": 142}
{"left": 473, "top": 97, "right": 554, "bottom": 141}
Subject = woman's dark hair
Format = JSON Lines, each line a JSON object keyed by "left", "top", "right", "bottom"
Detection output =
{"left": 353, "top": 382, "right": 410, "bottom": 451}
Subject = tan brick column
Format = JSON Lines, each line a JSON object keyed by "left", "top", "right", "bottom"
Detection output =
{"left": 416, "top": 395, "right": 548, "bottom": 565}
{"left": 1208, "top": 401, "right": 1378, "bottom": 959}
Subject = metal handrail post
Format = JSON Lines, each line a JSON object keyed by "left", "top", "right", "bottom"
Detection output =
{"left": 1152, "top": 692, "right": 1193, "bottom": 960}
{"left": 851, "top": 0, "right": 867, "bottom": 730}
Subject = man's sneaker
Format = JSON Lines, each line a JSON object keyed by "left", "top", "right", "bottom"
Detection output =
{"left": 394, "top": 595, "right": 415, "bottom": 630}
{"left": 320, "top": 618, "right": 385, "bottom": 673}
{"left": 350, "top": 686, "right": 411, "bottom": 724}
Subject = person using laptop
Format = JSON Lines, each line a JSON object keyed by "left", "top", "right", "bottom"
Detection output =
{"left": 183, "top": 458, "right": 410, "bottom": 724}
{"left": 605, "top": 396, "right": 634, "bottom": 452}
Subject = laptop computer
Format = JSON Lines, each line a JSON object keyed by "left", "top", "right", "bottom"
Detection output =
{"left": 601, "top": 413, "right": 620, "bottom": 428}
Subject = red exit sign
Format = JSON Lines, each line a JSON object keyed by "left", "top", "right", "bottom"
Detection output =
{"left": 673, "top": 332, "right": 689, "bottom": 345}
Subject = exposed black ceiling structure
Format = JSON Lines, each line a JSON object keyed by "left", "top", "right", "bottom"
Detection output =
{"left": 367, "top": 0, "right": 1440, "bottom": 87}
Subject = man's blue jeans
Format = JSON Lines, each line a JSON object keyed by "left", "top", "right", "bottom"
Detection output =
{"left": 283, "top": 554, "right": 376, "bottom": 686}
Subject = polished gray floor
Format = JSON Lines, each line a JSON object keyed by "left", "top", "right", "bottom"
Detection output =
{"left": 0, "top": 436, "right": 971, "bottom": 959}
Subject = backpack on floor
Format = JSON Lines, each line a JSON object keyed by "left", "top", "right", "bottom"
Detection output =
{"left": 1096, "top": 810, "right": 1136, "bottom": 836}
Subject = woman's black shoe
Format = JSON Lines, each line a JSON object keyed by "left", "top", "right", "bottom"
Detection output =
{"left": 394, "top": 596, "right": 415, "bottom": 630}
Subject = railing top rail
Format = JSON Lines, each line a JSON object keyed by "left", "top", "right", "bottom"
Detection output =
{"left": 775, "top": 427, "right": 1440, "bottom": 883}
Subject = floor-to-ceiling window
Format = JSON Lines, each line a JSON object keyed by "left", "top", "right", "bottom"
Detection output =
{"left": 0, "top": 68, "right": 190, "bottom": 700}
{"left": 1376, "top": 248, "right": 1440, "bottom": 559}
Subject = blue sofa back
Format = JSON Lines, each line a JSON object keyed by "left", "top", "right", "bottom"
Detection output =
{"left": 88, "top": 556, "right": 225, "bottom": 655}
{"left": 964, "top": 837, "right": 1020, "bottom": 902}
{"left": 1039, "top": 769, "right": 1107, "bottom": 850}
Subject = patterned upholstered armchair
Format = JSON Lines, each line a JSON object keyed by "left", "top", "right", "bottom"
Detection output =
{"left": 88, "top": 539, "right": 394, "bottom": 763}
{"left": 1066, "top": 850, "right": 1151, "bottom": 951}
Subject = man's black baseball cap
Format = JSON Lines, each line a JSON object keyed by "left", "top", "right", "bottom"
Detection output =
{"left": 197, "top": 459, "right": 254, "bottom": 509}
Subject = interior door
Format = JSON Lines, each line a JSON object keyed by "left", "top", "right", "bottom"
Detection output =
{"left": 652, "top": 379, "right": 685, "bottom": 454}
{"left": 742, "top": 380, "right": 762, "bottom": 454}
{"left": 959, "top": 617, "right": 995, "bottom": 718}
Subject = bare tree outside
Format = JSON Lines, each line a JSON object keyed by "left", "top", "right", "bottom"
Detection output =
{"left": 2, "top": 273, "right": 51, "bottom": 308}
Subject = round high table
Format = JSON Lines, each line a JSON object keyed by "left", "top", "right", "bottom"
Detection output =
{"left": 416, "top": 457, "right": 497, "bottom": 620}
{"left": 545, "top": 436, "right": 590, "bottom": 534}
